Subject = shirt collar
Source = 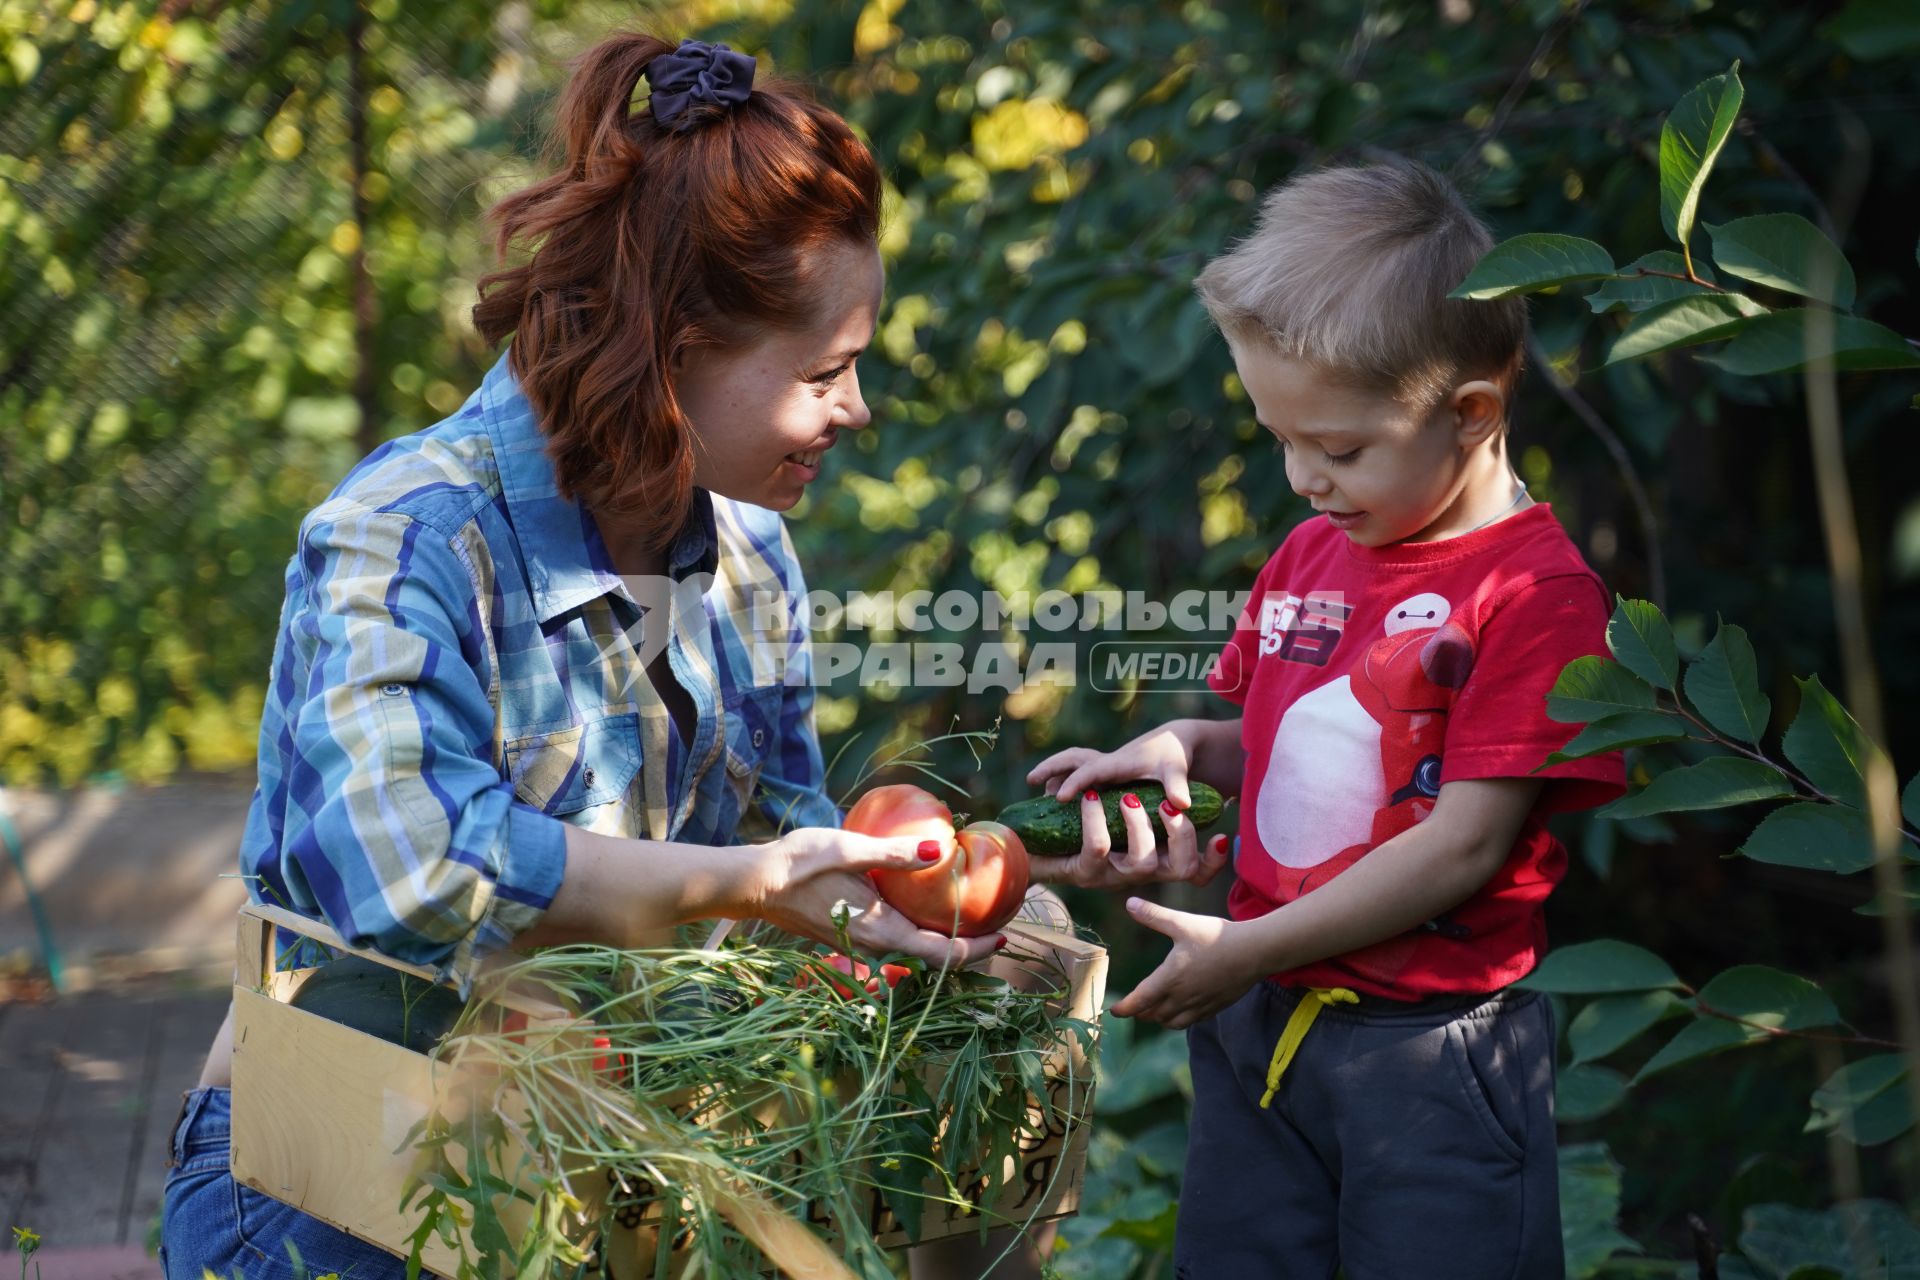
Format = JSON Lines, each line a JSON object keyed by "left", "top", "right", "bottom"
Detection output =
{"left": 480, "top": 353, "right": 719, "bottom": 625}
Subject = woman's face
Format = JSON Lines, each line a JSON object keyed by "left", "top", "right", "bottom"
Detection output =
{"left": 676, "top": 239, "right": 884, "bottom": 512}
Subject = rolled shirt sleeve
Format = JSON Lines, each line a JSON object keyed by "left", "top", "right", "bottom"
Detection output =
{"left": 248, "top": 501, "right": 567, "bottom": 994}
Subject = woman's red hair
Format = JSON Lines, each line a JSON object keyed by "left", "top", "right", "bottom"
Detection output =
{"left": 473, "top": 32, "right": 883, "bottom": 548}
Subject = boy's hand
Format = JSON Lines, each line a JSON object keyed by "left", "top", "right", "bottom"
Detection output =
{"left": 1109, "top": 897, "right": 1266, "bottom": 1029}
{"left": 1026, "top": 724, "right": 1220, "bottom": 883}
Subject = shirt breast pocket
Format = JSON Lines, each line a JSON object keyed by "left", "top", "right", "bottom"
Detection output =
{"left": 722, "top": 685, "right": 784, "bottom": 815}
{"left": 502, "top": 711, "right": 642, "bottom": 816}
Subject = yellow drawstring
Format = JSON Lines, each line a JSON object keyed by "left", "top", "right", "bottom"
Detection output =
{"left": 1258, "top": 986, "right": 1359, "bottom": 1109}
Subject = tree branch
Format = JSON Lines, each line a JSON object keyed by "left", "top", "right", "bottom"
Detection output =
{"left": 1527, "top": 336, "right": 1667, "bottom": 610}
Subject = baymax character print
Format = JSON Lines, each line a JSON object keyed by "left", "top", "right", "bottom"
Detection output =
{"left": 1255, "top": 593, "right": 1477, "bottom": 913}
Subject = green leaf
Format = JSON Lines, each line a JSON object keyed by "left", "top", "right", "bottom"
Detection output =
{"left": 874, "top": 1112, "right": 934, "bottom": 1241}
{"left": 1700, "top": 310, "right": 1920, "bottom": 375}
{"left": 1544, "top": 711, "right": 1690, "bottom": 766}
{"left": 1821, "top": 0, "right": 1920, "bottom": 60}
{"left": 1558, "top": 1143, "right": 1641, "bottom": 1279}
{"left": 1685, "top": 621, "right": 1771, "bottom": 742}
{"left": 1739, "top": 803, "right": 1881, "bottom": 874}
{"left": 1095, "top": 1022, "right": 1189, "bottom": 1115}
{"left": 1569, "top": 990, "right": 1685, "bottom": 1064}
{"left": 1604, "top": 756, "right": 1795, "bottom": 820}
{"left": 1605, "top": 293, "right": 1767, "bottom": 365}
{"left": 1739, "top": 1201, "right": 1920, "bottom": 1279}
{"left": 1556, "top": 1063, "right": 1629, "bottom": 1123}
{"left": 1782, "top": 676, "right": 1869, "bottom": 807}
{"left": 1127, "top": 1120, "right": 1189, "bottom": 1179}
{"left": 1659, "top": 63, "right": 1744, "bottom": 254}
{"left": 1517, "top": 939, "right": 1682, "bottom": 995}
{"left": 1587, "top": 251, "right": 1720, "bottom": 314}
{"left": 1546, "top": 656, "right": 1657, "bottom": 725}
{"left": 1448, "top": 233, "right": 1615, "bottom": 300}
{"left": 1100, "top": 1200, "right": 1180, "bottom": 1248}
{"left": 1706, "top": 214, "right": 1857, "bottom": 309}
{"left": 1855, "top": 867, "right": 1920, "bottom": 918}
{"left": 1606, "top": 597, "right": 1679, "bottom": 689}
{"left": 1635, "top": 965, "right": 1837, "bottom": 1082}
{"left": 1807, "top": 1054, "right": 1914, "bottom": 1147}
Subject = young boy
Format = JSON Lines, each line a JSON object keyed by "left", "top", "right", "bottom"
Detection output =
{"left": 1026, "top": 160, "right": 1626, "bottom": 1279}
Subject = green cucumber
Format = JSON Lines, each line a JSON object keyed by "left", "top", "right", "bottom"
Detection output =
{"left": 996, "top": 781, "right": 1225, "bottom": 856}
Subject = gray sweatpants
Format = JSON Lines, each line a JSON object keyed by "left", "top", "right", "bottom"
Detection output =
{"left": 1174, "top": 981, "right": 1562, "bottom": 1280}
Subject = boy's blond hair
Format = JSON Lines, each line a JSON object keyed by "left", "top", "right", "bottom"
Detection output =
{"left": 1193, "top": 159, "right": 1527, "bottom": 409}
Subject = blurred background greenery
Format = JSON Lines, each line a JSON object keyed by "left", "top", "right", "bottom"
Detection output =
{"left": 4, "top": 0, "right": 1918, "bottom": 1273}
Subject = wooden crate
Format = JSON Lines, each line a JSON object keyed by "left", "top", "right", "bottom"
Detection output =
{"left": 228, "top": 902, "right": 1106, "bottom": 1276}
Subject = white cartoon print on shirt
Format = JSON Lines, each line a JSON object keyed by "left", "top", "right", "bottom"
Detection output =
{"left": 1255, "top": 592, "right": 1473, "bottom": 871}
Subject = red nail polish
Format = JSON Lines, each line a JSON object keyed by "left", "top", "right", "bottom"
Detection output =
{"left": 1211, "top": 834, "right": 1229, "bottom": 854}
{"left": 1083, "top": 790, "right": 1099, "bottom": 802}
{"left": 917, "top": 840, "right": 940, "bottom": 861}
{"left": 1160, "top": 799, "right": 1179, "bottom": 817}
{"left": 994, "top": 935, "right": 1008, "bottom": 950}
{"left": 1123, "top": 792, "right": 1142, "bottom": 809}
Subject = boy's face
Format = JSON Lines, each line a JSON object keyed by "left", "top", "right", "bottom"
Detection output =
{"left": 1232, "top": 342, "right": 1495, "bottom": 547}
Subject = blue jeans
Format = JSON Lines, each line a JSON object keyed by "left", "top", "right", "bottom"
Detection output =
{"left": 160, "top": 1087, "right": 414, "bottom": 1280}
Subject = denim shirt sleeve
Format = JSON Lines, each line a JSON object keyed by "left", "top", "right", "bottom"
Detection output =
{"left": 256, "top": 501, "right": 567, "bottom": 994}
{"left": 740, "top": 520, "right": 840, "bottom": 836}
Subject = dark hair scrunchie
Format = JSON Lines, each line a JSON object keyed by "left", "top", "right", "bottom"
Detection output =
{"left": 646, "top": 39, "right": 756, "bottom": 132}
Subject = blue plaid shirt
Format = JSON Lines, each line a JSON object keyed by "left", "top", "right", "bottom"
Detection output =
{"left": 239, "top": 353, "right": 838, "bottom": 991}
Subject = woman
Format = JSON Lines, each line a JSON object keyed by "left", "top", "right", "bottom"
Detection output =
{"left": 160, "top": 33, "right": 1015, "bottom": 1279}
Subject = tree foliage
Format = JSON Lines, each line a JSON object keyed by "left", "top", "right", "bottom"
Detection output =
{"left": 5, "top": 0, "right": 1920, "bottom": 1272}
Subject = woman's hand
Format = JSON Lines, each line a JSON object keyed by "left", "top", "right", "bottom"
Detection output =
{"left": 1024, "top": 722, "right": 1230, "bottom": 887}
{"left": 740, "top": 826, "right": 1003, "bottom": 970}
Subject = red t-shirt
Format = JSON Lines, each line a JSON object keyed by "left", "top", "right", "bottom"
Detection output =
{"left": 1207, "top": 503, "right": 1626, "bottom": 999}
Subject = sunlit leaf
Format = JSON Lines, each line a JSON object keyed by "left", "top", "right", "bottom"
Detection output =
{"left": 1604, "top": 293, "right": 1766, "bottom": 366}
{"left": 1706, "top": 214, "right": 1857, "bottom": 309}
{"left": 1448, "top": 234, "right": 1615, "bottom": 300}
{"left": 1659, "top": 64, "right": 1744, "bottom": 256}
{"left": 1546, "top": 656, "right": 1657, "bottom": 725}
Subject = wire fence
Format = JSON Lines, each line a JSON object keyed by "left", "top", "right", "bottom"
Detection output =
{"left": 0, "top": 1, "right": 578, "bottom": 786}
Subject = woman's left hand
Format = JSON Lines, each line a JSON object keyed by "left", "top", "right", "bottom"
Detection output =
{"left": 742, "top": 826, "right": 1003, "bottom": 970}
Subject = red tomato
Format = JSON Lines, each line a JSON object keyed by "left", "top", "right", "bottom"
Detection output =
{"left": 507, "top": 1011, "right": 626, "bottom": 1085}
{"left": 795, "top": 953, "right": 914, "bottom": 999}
{"left": 849, "top": 783, "right": 1031, "bottom": 938}
{"left": 590, "top": 1033, "right": 628, "bottom": 1085}
{"left": 842, "top": 783, "right": 958, "bottom": 854}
